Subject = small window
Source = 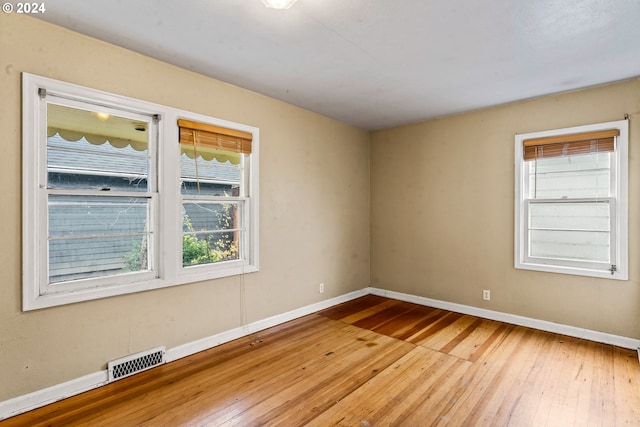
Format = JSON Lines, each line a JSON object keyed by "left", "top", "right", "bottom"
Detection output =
{"left": 514, "top": 120, "right": 628, "bottom": 279}
{"left": 22, "top": 73, "right": 259, "bottom": 310}
{"left": 178, "top": 119, "right": 251, "bottom": 268}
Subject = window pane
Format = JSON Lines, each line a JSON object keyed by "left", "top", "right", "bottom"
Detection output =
{"left": 528, "top": 201, "right": 610, "bottom": 263}
{"left": 47, "top": 104, "right": 150, "bottom": 192}
{"left": 180, "top": 145, "right": 241, "bottom": 196}
{"left": 49, "top": 235, "right": 151, "bottom": 283}
{"left": 182, "top": 202, "right": 242, "bottom": 266}
{"left": 528, "top": 152, "right": 610, "bottom": 199}
{"left": 529, "top": 202, "right": 610, "bottom": 231}
{"left": 529, "top": 229, "right": 610, "bottom": 263}
{"left": 48, "top": 195, "right": 152, "bottom": 282}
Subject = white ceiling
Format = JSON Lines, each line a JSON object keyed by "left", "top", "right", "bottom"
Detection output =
{"left": 35, "top": 0, "right": 640, "bottom": 130}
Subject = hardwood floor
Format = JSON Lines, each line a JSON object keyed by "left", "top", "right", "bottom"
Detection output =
{"left": 2, "top": 295, "right": 639, "bottom": 426}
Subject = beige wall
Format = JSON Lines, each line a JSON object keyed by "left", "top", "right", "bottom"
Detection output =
{"left": 0, "top": 15, "right": 370, "bottom": 401}
{"left": 371, "top": 79, "right": 640, "bottom": 339}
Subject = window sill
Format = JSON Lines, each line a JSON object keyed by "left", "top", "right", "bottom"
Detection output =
{"left": 23, "top": 263, "right": 259, "bottom": 311}
{"left": 514, "top": 261, "right": 627, "bottom": 281}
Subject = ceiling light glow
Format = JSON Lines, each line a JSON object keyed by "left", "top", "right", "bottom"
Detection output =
{"left": 261, "top": 0, "right": 298, "bottom": 9}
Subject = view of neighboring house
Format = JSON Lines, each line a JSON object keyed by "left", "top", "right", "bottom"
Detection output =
{"left": 47, "top": 132, "right": 240, "bottom": 282}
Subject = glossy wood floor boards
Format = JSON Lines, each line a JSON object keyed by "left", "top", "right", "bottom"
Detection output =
{"left": 2, "top": 295, "right": 638, "bottom": 426}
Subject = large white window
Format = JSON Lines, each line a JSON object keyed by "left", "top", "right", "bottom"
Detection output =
{"left": 515, "top": 120, "right": 628, "bottom": 280}
{"left": 22, "top": 73, "right": 259, "bottom": 310}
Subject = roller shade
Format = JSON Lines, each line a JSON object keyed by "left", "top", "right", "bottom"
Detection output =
{"left": 178, "top": 119, "right": 252, "bottom": 165}
{"left": 523, "top": 129, "right": 618, "bottom": 161}
{"left": 47, "top": 103, "right": 149, "bottom": 152}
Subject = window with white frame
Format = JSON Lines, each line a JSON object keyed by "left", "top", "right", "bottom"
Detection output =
{"left": 514, "top": 120, "right": 628, "bottom": 280}
{"left": 22, "top": 73, "right": 259, "bottom": 310}
{"left": 178, "top": 120, "right": 250, "bottom": 268}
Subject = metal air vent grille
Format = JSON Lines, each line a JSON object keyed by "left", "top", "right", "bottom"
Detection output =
{"left": 107, "top": 346, "right": 165, "bottom": 382}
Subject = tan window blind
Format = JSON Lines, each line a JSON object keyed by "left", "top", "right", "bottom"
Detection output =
{"left": 523, "top": 129, "right": 618, "bottom": 161}
{"left": 178, "top": 119, "right": 252, "bottom": 154}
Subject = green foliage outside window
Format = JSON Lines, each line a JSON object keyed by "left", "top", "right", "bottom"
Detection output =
{"left": 181, "top": 214, "right": 239, "bottom": 266}
{"left": 125, "top": 206, "right": 238, "bottom": 271}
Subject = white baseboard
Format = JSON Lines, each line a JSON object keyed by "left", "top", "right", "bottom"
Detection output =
{"left": 369, "top": 287, "right": 640, "bottom": 350}
{"left": 0, "top": 288, "right": 368, "bottom": 421}
{"left": 0, "top": 371, "right": 108, "bottom": 422}
{"left": 2, "top": 286, "right": 638, "bottom": 421}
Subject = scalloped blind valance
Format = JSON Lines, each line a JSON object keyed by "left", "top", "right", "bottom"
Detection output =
{"left": 47, "top": 128, "right": 148, "bottom": 151}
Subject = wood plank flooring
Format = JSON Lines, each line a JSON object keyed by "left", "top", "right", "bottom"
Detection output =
{"left": 2, "top": 295, "right": 638, "bottom": 426}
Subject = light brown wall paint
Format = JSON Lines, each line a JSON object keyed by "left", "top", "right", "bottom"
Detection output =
{"left": 371, "top": 79, "right": 640, "bottom": 339}
{"left": 0, "top": 15, "right": 370, "bottom": 400}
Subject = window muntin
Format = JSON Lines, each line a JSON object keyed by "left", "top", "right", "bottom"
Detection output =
{"left": 23, "top": 73, "right": 259, "bottom": 310}
{"left": 515, "top": 120, "right": 628, "bottom": 279}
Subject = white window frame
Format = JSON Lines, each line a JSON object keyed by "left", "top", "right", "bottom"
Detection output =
{"left": 22, "top": 73, "right": 259, "bottom": 310}
{"left": 514, "top": 119, "right": 628, "bottom": 280}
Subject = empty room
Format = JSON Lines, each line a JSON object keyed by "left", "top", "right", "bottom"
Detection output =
{"left": 1, "top": 1, "right": 639, "bottom": 425}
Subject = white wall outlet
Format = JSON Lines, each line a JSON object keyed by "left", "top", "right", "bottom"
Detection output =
{"left": 319, "top": 283, "right": 325, "bottom": 293}
{"left": 483, "top": 289, "right": 491, "bottom": 300}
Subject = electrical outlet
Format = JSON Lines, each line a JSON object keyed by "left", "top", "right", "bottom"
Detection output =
{"left": 483, "top": 289, "right": 490, "bottom": 301}
{"left": 319, "top": 283, "right": 325, "bottom": 293}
